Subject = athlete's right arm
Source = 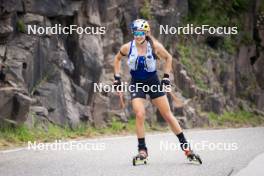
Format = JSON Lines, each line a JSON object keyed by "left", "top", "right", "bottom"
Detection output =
{"left": 114, "top": 42, "right": 130, "bottom": 76}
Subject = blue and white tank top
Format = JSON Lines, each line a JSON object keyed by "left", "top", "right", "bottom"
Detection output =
{"left": 127, "top": 40, "right": 157, "bottom": 80}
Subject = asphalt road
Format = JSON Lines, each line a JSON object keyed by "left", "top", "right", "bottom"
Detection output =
{"left": 0, "top": 127, "right": 264, "bottom": 176}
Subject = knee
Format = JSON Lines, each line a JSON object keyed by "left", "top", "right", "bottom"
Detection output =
{"left": 135, "top": 111, "right": 145, "bottom": 121}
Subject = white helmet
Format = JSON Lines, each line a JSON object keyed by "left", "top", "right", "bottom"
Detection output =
{"left": 130, "top": 19, "right": 150, "bottom": 32}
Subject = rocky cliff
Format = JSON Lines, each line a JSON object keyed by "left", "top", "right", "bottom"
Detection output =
{"left": 0, "top": 0, "right": 263, "bottom": 129}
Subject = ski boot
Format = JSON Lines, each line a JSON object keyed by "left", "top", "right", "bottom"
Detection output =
{"left": 132, "top": 149, "right": 148, "bottom": 166}
{"left": 184, "top": 149, "right": 202, "bottom": 164}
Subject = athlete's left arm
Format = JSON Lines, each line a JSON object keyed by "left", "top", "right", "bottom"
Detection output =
{"left": 154, "top": 41, "right": 172, "bottom": 75}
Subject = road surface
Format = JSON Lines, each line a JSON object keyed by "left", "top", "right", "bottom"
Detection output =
{"left": 0, "top": 127, "right": 264, "bottom": 176}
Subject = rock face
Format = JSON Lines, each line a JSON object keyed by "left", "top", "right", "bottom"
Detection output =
{"left": 0, "top": 87, "right": 31, "bottom": 124}
{"left": 0, "top": 0, "right": 263, "bottom": 129}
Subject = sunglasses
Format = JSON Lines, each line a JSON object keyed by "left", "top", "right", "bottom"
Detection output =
{"left": 133, "top": 31, "right": 145, "bottom": 37}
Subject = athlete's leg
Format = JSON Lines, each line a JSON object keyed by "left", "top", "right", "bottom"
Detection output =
{"left": 147, "top": 74, "right": 187, "bottom": 147}
{"left": 151, "top": 95, "right": 182, "bottom": 134}
{"left": 132, "top": 98, "right": 146, "bottom": 138}
{"left": 152, "top": 95, "right": 202, "bottom": 163}
{"left": 151, "top": 95, "right": 191, "bottom": 151}
{"left": 131, "top": 98, "right": 148, "bottom": 165}
{"left": 131, "top": 98, "right": 148, "bottom": 154}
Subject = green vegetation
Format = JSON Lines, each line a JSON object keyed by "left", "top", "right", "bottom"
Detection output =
{"left": 0, "top": 122, "right": 86, "bottom": 145}
{"left": 222, "top": 37, "right": 236, "bottom": 54}
{"left": 177, "top": 44, "right": 209, "bottom": 90}
{"left": 240, "top": 32, "right": 254, "bottom": 45}
{"left": 139, "top": 0, "right": 152, "bottom": 20}
{"left": 185, "top": 0, "right": 254, "bottom": 53}
{"left": 208, "top": 110, "right": 264, "bottom": 127}
{"left": 0, "top": 117, "right": 167, "bottom": 149}
{"left": 17, "top": 19, "right": 26, "bottom": 33}
{"left": 1, "top": 111, "right": 263, "bottom": 149}
{"left": 187, "top": 0, "right": 249, "bottom": 27}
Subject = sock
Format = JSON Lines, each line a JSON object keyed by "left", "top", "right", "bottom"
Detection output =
{"left": 138, "top": 138, "right": 147, "bottom": 151}
{"left": 176, "top": 132, "right": 190, "bottom": 151}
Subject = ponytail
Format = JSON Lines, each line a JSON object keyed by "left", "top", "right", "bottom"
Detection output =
{"left": 146, "top": 35, "right": 159, "bottom": 60}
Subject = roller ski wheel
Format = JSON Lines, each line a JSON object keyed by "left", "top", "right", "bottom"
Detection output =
{"left": 185, "top": 150, "right": 202, "bottom": 164}
{"left": 132, "top": 150, "right": 148, "bottom": 166}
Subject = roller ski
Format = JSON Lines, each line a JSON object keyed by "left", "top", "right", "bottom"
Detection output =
{"left": 132, "top": 149, "right": 148, "bottom": 166}
{"left": 184, "top": 149, "right": 202, "bottom": 164}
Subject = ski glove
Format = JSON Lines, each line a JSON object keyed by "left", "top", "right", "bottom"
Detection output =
{"left": 113, "top": 74, "right": 122, "bottom": 91}
{"left": 161, "top": 73, "right": 170, "bottom": 86}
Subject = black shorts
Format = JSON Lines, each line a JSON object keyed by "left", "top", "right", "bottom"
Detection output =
{"left": 130, "top": 74, "right": 165, "bottom": 100}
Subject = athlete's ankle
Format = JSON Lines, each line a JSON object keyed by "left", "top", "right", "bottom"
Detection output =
{"left": 138, "top": 137, "right": 148, "bottom": 152}
{"left": 176, "top": 132, "right": 191, "bottom": 151}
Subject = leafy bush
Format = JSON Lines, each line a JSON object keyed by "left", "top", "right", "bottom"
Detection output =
{"left": 208, "top": 110, "right": 264, "bottom": 127}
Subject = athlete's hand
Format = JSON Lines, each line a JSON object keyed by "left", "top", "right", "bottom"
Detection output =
{"left": 161, "top": 73, "right": 170, "bottom": 86}
{"left": 113, "top": 74, "right": 122, "bottom": 91}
